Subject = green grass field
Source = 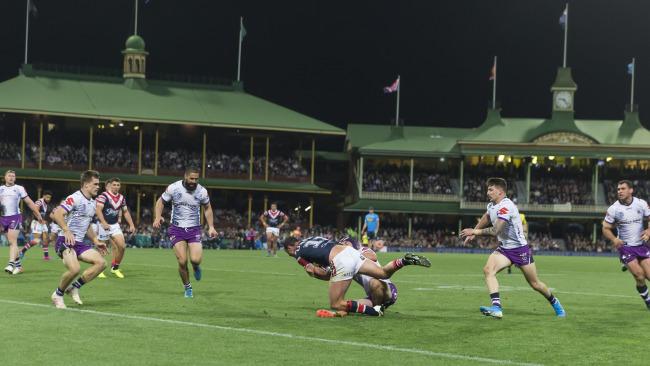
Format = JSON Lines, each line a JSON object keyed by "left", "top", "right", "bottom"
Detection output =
{"left": 0, "top": 248, "right": 647, "bottom": 365}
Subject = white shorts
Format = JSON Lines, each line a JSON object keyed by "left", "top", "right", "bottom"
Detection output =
{"left": 266, "top": 227, "right": 280, "bottom": 237}
{"left": 330, "top": 246, "right": 366, "bottom": 282}
{"left": 50, "top": 223, "right": 61, "bottom": 235}
{"left": 31, "top": 222, "right": 49, "bottom": 234}
{"left": 98, "top": 223, "right": 123, "bottom": 241}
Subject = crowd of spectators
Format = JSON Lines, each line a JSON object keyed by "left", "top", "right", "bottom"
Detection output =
{"left": 604, "top": 167, "right": 650, "bottom": 203}
{"left": 363, "top": 165, "right": 454, "bottom": 194}
{"left": 463, "top": 164, "right": 521, "bottom": 202}
{"left": 529, "top": 177, "right": 593, "bottom": 205}
{"left": 0, "top": 141, "right": 21, "bottom": 161}
{"left": 565, "top": 233, "right": 609, "bottom": 252}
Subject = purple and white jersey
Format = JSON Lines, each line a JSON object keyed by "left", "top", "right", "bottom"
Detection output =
{"left": 487, "top": 197, "right": 527, "bottom": 249}
{"left": 604, "top": 197, "right": 650, "bottom": 247}
{"left": 58, "top": 190, "right": 96, "bottom": 242}
{"left": 0, "top": 184, "right": 28, "bottom": 216}
{"left": 161, "top": 180, "right": 209, "bottom": 228}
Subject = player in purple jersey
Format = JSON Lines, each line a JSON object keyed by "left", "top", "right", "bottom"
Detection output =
{"left": 284, "top": 235, "right": 430, "bottom": 317}
{"left": 95, "top": 177, "right": 136, "bottom": 279}
{"left": 1, "top": 170, "right": 45, "bottom": 275}
{"left": 460, "top": 178, "right": 566, "bottom": 318}
{"left": 49, "top": 170, "right": 107, "bottom": 309}
{"left": 602, "top": 180, "right": 650, "bottom": 310}
{"left": 153, "top": 168, "right": 217, "bottom": 298}
{"left": 20, "top": 190, "right": 53, "bottom": 261}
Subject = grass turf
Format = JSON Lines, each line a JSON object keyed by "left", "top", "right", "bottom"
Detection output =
{"left": 0, "top": 248, "right": 647, "bottom": 365}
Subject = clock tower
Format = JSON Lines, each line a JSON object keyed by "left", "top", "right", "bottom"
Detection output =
{"left": 550, "top": 67, "right": 577, "bottom": 120}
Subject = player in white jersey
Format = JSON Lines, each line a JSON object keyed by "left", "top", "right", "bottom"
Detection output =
{"left": 602, "top": 180, "right": 650, "bottom": 310}
{"left": 153, "top": 168, "right": 217, "bottom": 298}
{"left": 460, "top": 177, "right": 566, "bottom": 318}
{"left": 1, "top": 170, "right": 45, "bottom": 275}
{"left": 49, "top": 170, "right": 107, "bottom": 309}
{"left": 21, "top": 190, "right": 53, "bottom": 261}
{"left": 95, "top": 177, "right": 136, "bottom": 279}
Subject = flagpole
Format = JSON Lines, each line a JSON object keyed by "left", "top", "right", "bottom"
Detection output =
{"left": 562, "top": 3, "right": 568, "bottom": 68}
{"left": 24, "top": 0, "right": 30, "bottom": 64}
{"left": 134, "top": 0, "right": 139, "bottom": 35}
{"left": 492, "top": 56, "right": 497, "bottom": 109}
{"left": 237, "top": 17, "right": 243, "bottom": 82}
{"left": 395, "top": 75, "right": 401, "bottom": 126}
{"left": 630, "top": 57, "right": 636, "bottom": 112}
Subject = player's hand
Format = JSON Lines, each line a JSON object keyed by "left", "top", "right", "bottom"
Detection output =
{"left": 152, "top": 217, "right": 164, "bottom": 229}
{"left": 208, "top": 226, "right": 217, "bottom": 239}
{"left": 63, "top": 229, "right": 75, "bottom": 245}
{"left": 642, "top": 229, "right": 650, "bottom": 242}
{"left": 304, "top": 263, "right": 316, "bottom": 277}
{"left": 101, "top": 222, "right": 110, "bottom": 230}
{"left": 95, "top": 241, "right": 108, "bottom": 256}
{"left": 460, "top": 228, "right": 477, "bottom": 239}
{"left": 128, "top": 225, "right": 136, "bottom": 234}
{"left": 38, "top": 218, "right": 45, "bottom": 225}
{"left": 613, "top": 238, "right": 625, "bottom": 249}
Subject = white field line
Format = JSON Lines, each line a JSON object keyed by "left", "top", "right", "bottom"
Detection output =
{"left": 0, "top": 298, "right": 542, "bottom": 366}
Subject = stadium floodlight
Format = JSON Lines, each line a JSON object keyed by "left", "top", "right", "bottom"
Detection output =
{"left": 531, "top": 156, "right": 538, "bottom": 164}
{"left": 439, "top": 157, "right": 445, "bottom": 162}
{"left": 606, "top": 157, "right": 613, "bottom": 162}
{"left": 497, "top": 155, "right": 505, "bottom": 162}
{"left": 304, "top": 206, "right": 312, "bottom": 212}
{"left": 548, "top": 156, "right": 555, "bottom": 160}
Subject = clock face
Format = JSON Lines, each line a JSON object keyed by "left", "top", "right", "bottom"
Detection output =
{"left": 554, "top": 91, "right": 573, "bottom": 110}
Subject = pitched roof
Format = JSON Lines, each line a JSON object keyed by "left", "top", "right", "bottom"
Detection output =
{"left": 0, "top": 65, "right": 344, "bottom": 136}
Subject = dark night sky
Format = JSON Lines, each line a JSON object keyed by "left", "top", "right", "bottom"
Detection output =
{"left": 1, "top": 0, "right": 649, "bottom": 129}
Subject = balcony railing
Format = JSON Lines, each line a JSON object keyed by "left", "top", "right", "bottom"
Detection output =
{"left": 361, "top": 191, "right": 460, "bottom": 202}
{"left": 460, "top": 201, "right": 607, "bottom": 213}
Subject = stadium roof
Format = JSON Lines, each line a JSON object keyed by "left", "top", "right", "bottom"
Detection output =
{"left": 347, "top": 108, "right": 650, "bottom": 159}
{"left": 0, "top": 65, "right": 344, "bottom": 136}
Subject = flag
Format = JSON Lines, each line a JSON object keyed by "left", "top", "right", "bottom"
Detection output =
{"left": 240, "top": 18, "right": 247, "bottom": 43}
{"left": 627, "top": 62, "right": 634, "bottom": 75}
{"left": 559, "top": 8, "right": 567, "bottom": 29}
{"left": 489, "top": 63, "right": 496, "bottom": 80}
{"left": 28, "top": 0, "right": 38, "bottom": 17}
{"left": 383, "top": 77, "right": 399, "bottom": 94}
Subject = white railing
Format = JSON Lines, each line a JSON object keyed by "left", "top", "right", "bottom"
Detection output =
{"left": 460, "top": 201, "right": 607, "bottom": 213}
{"left": 361, "top": 191, "right": 460, "bottom": 202}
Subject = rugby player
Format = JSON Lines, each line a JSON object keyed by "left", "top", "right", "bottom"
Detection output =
{"left": 1, "top": 170, "right": 45, "bottom": 275}
{"left": 460, "top": 177, "right": 566, "bottom": 319}
{"left": 260, "top": 202, "right": 288, "bottom": 257}
{"left": 602, "top": 180, "right": 650, "bottom": 310}
{"left": 95, "top": 177, "right": 136, "bottom": 278}
{"left": 20, "top": 190, "right": 53, "bottom": 261}
{"left": 153, "top": 168, "right": 217, "bottom": 298}
{"left": 50, "top": 170, "right": 107, "bottom": 309}
{"left": 284, "top": 235, "right": 430, "bottom": 317}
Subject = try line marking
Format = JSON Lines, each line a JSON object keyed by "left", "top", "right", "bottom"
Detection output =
{"left": 0, "top": 298, "right": 542, "bottom": 366}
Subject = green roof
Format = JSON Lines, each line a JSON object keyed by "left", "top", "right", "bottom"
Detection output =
{"left": 12, "top": 168, "right": 331, "bottom": 194}
{"left": 348, "top": 108, "right": 650, "bottom": 159}
{"left": 124, "top": 35, "right": 146, "bottom": 52}
{"left": 0, "top": 65, "right": 344, "bottom": 136}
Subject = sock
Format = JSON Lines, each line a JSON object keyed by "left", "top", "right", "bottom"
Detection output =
{"left": 14, "top": 259, "right": 22, "bottom": 268}
{"left": 112, "top": 260, "right": 119, "bottom": 270}
{"left": 490, "top": 292, "right": 501, "bottom": 308}
{"left": 7, "top": 261, "right": 15, "bottom": 268}
{"left": 546, "top": 293, "right": 558, "bottom": 305}
{"left": 72, "top": 277, "right": 86, "bottom": 289}
{"left": 346, "top": 301, "right": 380, "bottom": 316}
{"left": 43, "top": 246, "right": 49, "bottom": 258}
{"left": 55, "top": 288, "right": 64, "bottom": 297}
{"left": 184, "top": 283, "right": 192, "bottom": 290}
{"left": 637, "top": 285, "right": 650, "bottom": 304}
{"left": 391, "top": 258, "right": 405, "bottom": 269}
{"left": 21, "top": 242, "right": 32, "bottom": 253}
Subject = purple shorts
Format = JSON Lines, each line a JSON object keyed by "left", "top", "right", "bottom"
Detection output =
{"left": 168, "top": 225, "right": 202, "bottom": 246}
{"left": 55, "top": 236, "right": 93, "bottom": 258}
{"left": 0, "top": 214, "right": 22, "bottom": 233}
{"left": 618, "top": 245, "right": 650, "bottom": 264}
{"left": 495, "top": 245, "right": 534, "bottom": 267}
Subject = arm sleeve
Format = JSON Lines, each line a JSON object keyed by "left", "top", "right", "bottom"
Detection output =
{"left": 161, "top": 185, "right": 173, "bottom": 202}
{"left": 96, "top": 193, "right": 107, "bottom": 205}
{"left": 199, "top": 188, "right": 210, "bottom": 205}
{"left": 496, "top": 204, "right": 511, "bottom": 222}
{"left": 60, "top": 195, "right": 76, "bottom": 213}
{"left": 121, "top": 197, "right": 128, "bottom": 211}
{"left": 19, "top": 186, "right": 28, "bottom": 199}
{"left": 604, "top": 206, "right": 616, "bottom": 224}
{"left": 643, "top": 200, "right": 650, "bottom": 217}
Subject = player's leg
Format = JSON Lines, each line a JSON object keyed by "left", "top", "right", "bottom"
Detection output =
{"left": 110, "top": 233, "right": 127, "bottom": 278}
{"left": 188, "top": 242, "right": 203, "bottom": 281}
{"left": 65, "top": 248, "right": 106, "bottom": 305}
{"left": 627, "top": 259, "right": 650, "bottom": 309}
{"left": 357, "top": 252, "right": 431, "bottom": 280}
{"left": 19, "top": 231, "right": 40, "bottom": 259}
{"left": 479, "top": 252, "right": 511, "bottom": 318}
{"left": 520, "top": 262, "right": 566, "bottom": 317}
{"left": 266, "top": 232, "right": 273, "bottom": 256}
{"left": 51, "top": 248, "right": 81, "bottom": 308}
{"left": 41, "top": 231, "right": 50, "bottom": 260}
{"left": 173, "top": 240, "right": 193, "bottom": 297}
{"left": 270, "top": 233, "right": 277, "bottom": 257}
{"left": 6, "top": 229, "right": 23, "bottom": 274}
